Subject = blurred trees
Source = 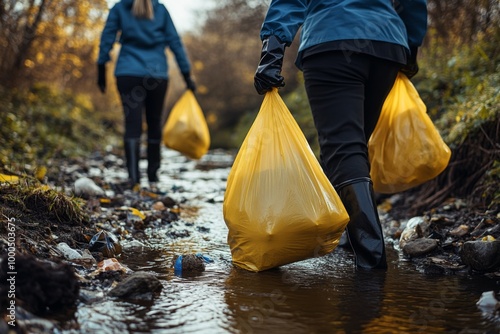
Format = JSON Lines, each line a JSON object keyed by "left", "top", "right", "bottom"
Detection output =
{"left": 2, "top": 0, "right": 498, "bottom": 110}
{"left": 0, "top": 0, "right": 108, "bottom": 91}
{"left": 184, "top": 0, "right": 300, "bottom": 147}
{"left": 427, "top": 0, "right": 499, "bottom": 45}
{"left": 0, "top": 0, "right": 498, "bottom": 153}
{"left": 185, "top": 0, "right": 500, "bottom": 148}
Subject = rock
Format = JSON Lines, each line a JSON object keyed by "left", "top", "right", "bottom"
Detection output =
{"left": 422, "top": 263, "right": 446, "bottom": 275}
{"left": 152, "top": 201, "right": 166, "bottom": 211}
{"left": 108, "top": 272, "right": 162, "bottom": 301}
{"left": 57, "top": 242, "right": 82, "bottom": 260}
{"left": 90, "top": 258, "right": 131, "bottom": 277}
{"left": 449, "top": 224, "right": 469, "bottom": 237}
{"left": 399, "top": 216, "right": 428, "bottom": 249}
{"left": 74, "top": 177, "right": 105, "bottom": 197}
{"left": 402, "top": 238, "right": 439, "bottom": 258}
{"left": 73, "top": 249, "right": 97, "bottom": 268}
{"left": 421, "top": 255, "right": 467, "bottom": 275}
{"left": 460, "top": 240, "right": 500, "bottom": 272}
{"left": 79, "top": 289, "right": 104, "bottom": 304}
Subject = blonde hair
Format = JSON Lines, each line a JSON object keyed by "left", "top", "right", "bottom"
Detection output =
{"left": 132, "top": 0, "right": 154, "bottom": 20}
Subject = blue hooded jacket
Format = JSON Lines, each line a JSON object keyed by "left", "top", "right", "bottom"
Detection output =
{"left": 98, "top": 0, "right": 190, "bottom": 79}
{"left": 260, "top": 0, "right": 427, "bottom": 68}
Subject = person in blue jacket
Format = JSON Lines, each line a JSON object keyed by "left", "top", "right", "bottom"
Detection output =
{"left": 254, "top": 0, "right": 428, "bottom": 270}
{"left": 97, "top": 0, "right": 196, "bottom": 189}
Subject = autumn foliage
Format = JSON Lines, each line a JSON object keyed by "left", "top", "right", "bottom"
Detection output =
{"left": 0, "top": 0, "right": 498, "bottom": 209}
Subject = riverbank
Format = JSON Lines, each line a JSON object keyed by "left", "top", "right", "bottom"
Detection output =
{"left": 0, "top": 148, "right": 499, "bottom": 333}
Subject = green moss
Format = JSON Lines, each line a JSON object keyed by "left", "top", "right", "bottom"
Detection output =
{"left": 0, "top": 179, "right": 87, "bottom": 225}
{"left": 0, "top": 84, "right": 121, "bottom": 175}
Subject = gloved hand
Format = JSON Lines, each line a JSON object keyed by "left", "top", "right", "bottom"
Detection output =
{"left": 97, "top": 64, "right": 106, "bottom": 93}
{"left": 254, "top": 35, "right": 286, "bottom": 95}
{"left": 182, "top": 72, "right": 196, "bottom": 92}
{"left": 400, "top": 47, "right": 419, "bottom": 79}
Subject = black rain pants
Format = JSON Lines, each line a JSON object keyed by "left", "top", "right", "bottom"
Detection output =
{"left": 116, "top": 76, "right": 168, "bottom": 143}
{"left": 302, "top": 51, "right": 401, "bottom": 187}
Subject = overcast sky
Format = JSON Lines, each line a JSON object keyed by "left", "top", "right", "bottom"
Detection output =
{"left": 106, "top": 0, "right": 215, "bottom": 33}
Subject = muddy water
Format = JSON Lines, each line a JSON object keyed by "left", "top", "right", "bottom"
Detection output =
{"left": 70, "top": 150, "right": 499, "bottom": 334}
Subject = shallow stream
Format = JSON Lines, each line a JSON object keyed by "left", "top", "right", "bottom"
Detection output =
{"left": 67, "top": 150, "right": 500, "bottom": 334}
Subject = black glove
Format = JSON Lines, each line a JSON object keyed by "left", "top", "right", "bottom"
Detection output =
{"left": 182, "top": 72, "right": 196, "bottom": 92}
{"left": 97, "top": 64, "right": 106, "bottom": 93}
{"left": 400, "top": 46, "right": 419, "bottom": 79}
{"left": 254, "top": 35, "right": 286, "bottom": 95}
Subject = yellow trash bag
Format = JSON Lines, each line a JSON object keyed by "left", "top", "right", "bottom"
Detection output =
{"left": 223, "top": 89, "right": 350, "bottom": 272}
{"left": 369, "top": 73, "right": 451, "bottom": 193}
{"left": 163, "top": 90, "right": 210, "bottom": 159}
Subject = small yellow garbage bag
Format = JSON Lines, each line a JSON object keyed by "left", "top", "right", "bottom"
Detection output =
{"left": 223, "top": 89, "right": 349, "bottom": 272}
{"left": 163, "top": 90, "right": 210, "bottom": 159}
{"left": 369, "top": 73, "right": 451, "bottom": 193}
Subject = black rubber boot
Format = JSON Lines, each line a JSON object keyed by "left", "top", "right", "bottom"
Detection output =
{"left": 124, "top": 138, "right": 141, "bottom": 188}
{"left": 336, "top": 177, "right": 387, "bottom": 270}
{"left": 147, "top": 141, "right": 161, "bottom": 183}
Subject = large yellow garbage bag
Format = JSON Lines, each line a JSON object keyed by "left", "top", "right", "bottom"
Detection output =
{"left": 369, "top": 73, "right": 451, "bottom": 193}
{"left": 223, "top": 89, "right": 350, "bottom": 272}
{"left": 163, "top": 90, "right": 210, "bottom": 159}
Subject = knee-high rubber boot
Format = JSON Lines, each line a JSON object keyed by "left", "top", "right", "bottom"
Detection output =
{"left": 124, "top": 138, "right": 141, "bottom": 187}
{"left": 147, "top": 141, "right": 161, "bottom": 182}
{"left": 336, "top": 177, "right": 387, "bottom": 270}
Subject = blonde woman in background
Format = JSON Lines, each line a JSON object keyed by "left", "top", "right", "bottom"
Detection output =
{"left": 98, "top": 0, "right": 196, "bottom": 189}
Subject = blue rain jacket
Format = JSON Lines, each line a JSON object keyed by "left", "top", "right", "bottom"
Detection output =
{"left": 98, "top": 0, "right": 190, "bottom": 79}
{"left": 260, "top": 0, "right": 427, "bottom": 68}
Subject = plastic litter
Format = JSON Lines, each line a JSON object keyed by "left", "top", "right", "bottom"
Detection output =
{"left": 174, "top": 253, "right": 213, "bottom": 273}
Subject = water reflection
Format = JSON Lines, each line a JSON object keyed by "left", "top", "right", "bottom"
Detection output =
{"left": 342, "top": 270, "right": 387, "bottom": 333}
{"left": 223, "top": 250, "right": 389, "bottom": 334}
{"left": 65, "top": 150, "right": 500, "bottom": 334}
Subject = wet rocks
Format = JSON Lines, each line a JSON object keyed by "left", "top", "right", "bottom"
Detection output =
{"left": 57, "top": 242, "right": 82, "bottom": 260}
{"left": 93, "top": 258, "right": 131, "bottom": 275}
{"left": 420, "top": 254, "right": 467, "bottom": 275}
{"left": 402, "top": 238, "right": 439, "bottom": 258}
{"left": 399, "top": 216, "right": 428, "bottom": 249}
{"left": 109, "top": 271, "right": 162, "bottom": 301}
{"left": 460, "top": 239, "right": 500, "bottom": 272}
{"left": 379, "top": 194, "right": 500, "bottom": 275}
{"left": 449, "top": 224, "right": 470, "bottom": 237}
{"left": 56, "top": 242, "right": 96, "bottom": 267}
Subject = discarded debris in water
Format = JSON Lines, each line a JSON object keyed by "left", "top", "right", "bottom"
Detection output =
{"left": 173, "top": 253, "right": 213, "bottom": 275}
{"left": 88, "top": 230, "right": 122, "bottom": 258}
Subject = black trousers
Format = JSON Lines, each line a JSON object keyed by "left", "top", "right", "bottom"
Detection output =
{"left": 116, "top": 76, "right": 168, "bottom": 143}
{"left": 302, "top": 51, "right": 400, "bottom": 187}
